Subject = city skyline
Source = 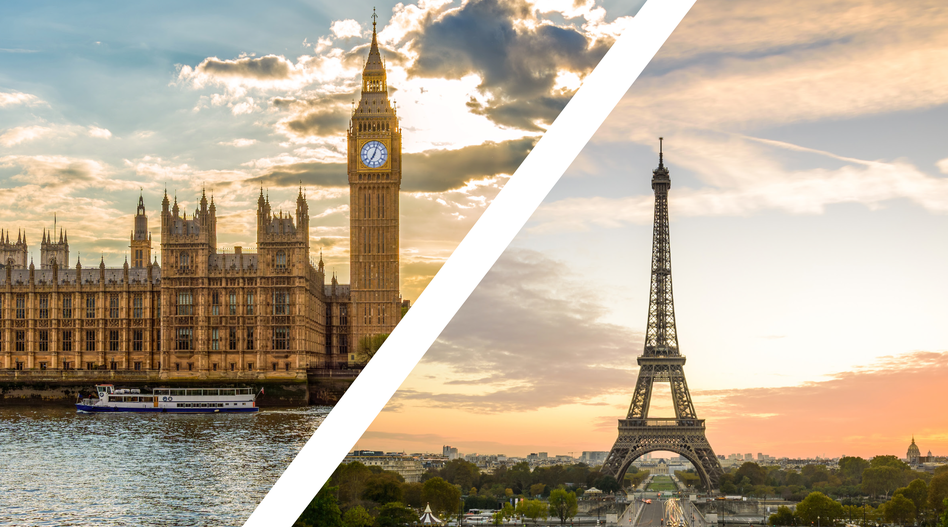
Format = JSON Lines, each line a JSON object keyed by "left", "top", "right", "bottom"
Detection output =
{"left": 355, "top": 0, "right": 948, "bottom": 459}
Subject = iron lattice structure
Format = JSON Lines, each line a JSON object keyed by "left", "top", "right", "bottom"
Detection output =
{"left": 601, "top": 139, "right": 725, "bottom": 490}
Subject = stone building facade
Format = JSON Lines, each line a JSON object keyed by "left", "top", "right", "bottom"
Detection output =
{"left": 0, "top": 25, "right": 401, "bottom": 380}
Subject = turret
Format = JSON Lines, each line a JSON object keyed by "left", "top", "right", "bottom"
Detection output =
{"left": 131, "top": 191, "right": 152, "bottom": 267}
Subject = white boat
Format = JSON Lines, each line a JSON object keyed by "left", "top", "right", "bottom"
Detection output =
{"left": 76, "top": 384, "right": 260, "bottom": 413}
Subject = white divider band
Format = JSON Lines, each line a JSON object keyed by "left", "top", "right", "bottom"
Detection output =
{"left": 243, "top": 0, "right": 696, "bottom": 524}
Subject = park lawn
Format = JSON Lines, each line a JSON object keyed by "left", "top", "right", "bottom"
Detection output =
{"left": 646, "top": 476, "right": 678, "bottom": 492}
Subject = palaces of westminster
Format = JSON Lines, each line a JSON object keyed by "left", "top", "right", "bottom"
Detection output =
{"left": 0, "top": 24, "right": 401, "bottom": 380}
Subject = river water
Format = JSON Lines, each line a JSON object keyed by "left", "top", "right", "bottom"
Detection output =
{"left": 0, "top": 405, "right": 329, "bottom": 526}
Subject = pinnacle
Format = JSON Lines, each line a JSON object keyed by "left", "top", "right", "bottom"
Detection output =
{"left": 364, "top": 10, "right": 385, "bottom": 75}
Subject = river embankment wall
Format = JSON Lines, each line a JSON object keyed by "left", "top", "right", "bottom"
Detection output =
{"left": 0, "top": 369, "right": 359, "bottom": 406}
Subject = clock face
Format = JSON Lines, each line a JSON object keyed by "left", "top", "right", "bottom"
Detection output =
{"left": 360, "top": 140, "right": 388, "bottom": 168}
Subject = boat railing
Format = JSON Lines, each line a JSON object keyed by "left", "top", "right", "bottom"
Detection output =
{"left": 152, "top": 388, "right": 255, "bottom": 397}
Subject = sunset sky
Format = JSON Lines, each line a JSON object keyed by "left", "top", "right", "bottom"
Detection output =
{"left": 357, "top": 0, "right": 948, "bottom": 460}
{"left": 4, "top": 0, "right": 946, "bottom": 462}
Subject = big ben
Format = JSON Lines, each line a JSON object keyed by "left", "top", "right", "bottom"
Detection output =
{"left": 348, "top": 13, "right": 402, "bottom": 355}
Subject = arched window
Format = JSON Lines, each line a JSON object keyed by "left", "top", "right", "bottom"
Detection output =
{"left": 276, "top": 250, "right": 287, "bottom": 270}
{"left": 180, "top": 251, "right": 189, "bottom": 268}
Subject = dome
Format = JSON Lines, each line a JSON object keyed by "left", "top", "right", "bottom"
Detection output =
{"left": 907, "top": 437, "right": 921, "bottom": 462}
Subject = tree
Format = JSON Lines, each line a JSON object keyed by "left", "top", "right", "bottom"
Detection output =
{"left": 295, "top": 486, "right": 343, "bottom": 527}
{"left": 930, "top": 473, "right": 948, "bottom": 517}
{"left": 422, "top": 477, "right": 462, "bottom": 518}
{"left": 593, "top": 475, "right": 621, "bottom": 493}
{"left": 675, "top": 471, "right": 701, "bottom": 489}
{"left": 862, "top": 466, "right": 902, "bottom": 498}
{"left": 884, "top": 494, "right": 916, "bottom": 526}
{"left": 517, "top": 499, "right": 550, "bottom": 525}
{"left": 342, "top": 506, "right": 374, "bottom": 527}
{"left": 332, "top": 462, "right": 374, "bottom": 507}
{"left": 362, "top": 472, "right": 404, "bottom": 505}
{"left": 769, "top": 505, "right": 796, "bottom": 526}
{"left": 870, "top": 456, "right": 910, "bottom": 471}
{"left": 492, "top": 503, "right": 515, "bottom": 525}
{"left": 375, "top": 502, "right": 419, "bottom": 527}
{"left": 737, "top": 463, "right": 768, "bottom": 486}
{"left": 801, "top": 465, "right": 831, "bottom": 487}
{"left": 549, "top": 488, "right": 579, "bottom": 525}
{"left": 356, "top": 333, "right": 388, "bottom": 363}
{"left": 506, "top": 462, "right": 533, "bottom": 494}
{"left": 440, "top": 459, "right": 482, "bottom": 490}
{"left": 838, "top": 457, "right": 870, "bottom": 486}
{"left": 401, "top": 482, "right": 424, "bottom": 508}
{"left": 626, "top": 470, "right": 650, "bottom": 488}
{"left": 895, "top": 479, "right": 928, "bottom": 518}
{"left": 795, "top": 491, "right": 844, "bottom": 526}
{"left": 529, "top": 483, "right": 547, "bottom": 497}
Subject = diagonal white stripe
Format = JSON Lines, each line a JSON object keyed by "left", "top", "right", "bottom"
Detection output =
{"left": 243, "top": 0, "right": 697, "bottom": 525}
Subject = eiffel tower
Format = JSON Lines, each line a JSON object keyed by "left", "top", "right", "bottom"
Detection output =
{"left": 600, "top": 139, "right": 724, "bottom": 490}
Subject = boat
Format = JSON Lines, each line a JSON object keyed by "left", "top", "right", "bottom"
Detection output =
{"left": 76, "top": 384, "right": 260, "bottom": 413}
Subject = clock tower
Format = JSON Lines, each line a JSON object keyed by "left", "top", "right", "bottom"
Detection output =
{"left": 348, "top": 13, "right": 402, "bottom": 356}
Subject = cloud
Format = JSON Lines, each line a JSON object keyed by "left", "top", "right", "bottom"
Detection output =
{"left": 937, "top": 157, "right": 948, "bottom": 175}
{"left": 697, "top": 351, "right": 948, "bottom": 457}
{"left": 404, "top": 0, "right": 613, "bottom": 130}
{"left": 594, "top": 0, "right": 948, "bottom": 140}
{"left": 331, "top": 19, "right": 363, "bottom": 39}
{"left": 272, "top": 92, "right": 356, "bottom": 140}
{"left": 0, "top": 126, "right": 55, "bottom": 147}
{"left": 531, "top": 134, "right": 948, "bottom": 233}
{"left": 0, "top": 91, "right": 43, "bottom": 108}
{"left": 391, "top": 248, "right": 641, "bottom": 413}
{"left": 254, "top": 136, "right": 536, "bottom": 192}
{"left": 218, "top": 138, "right": 258, "bottom": 147}
{"left": 0, "top": 124, "right": 113, "bottom": 147}
{"left": 87, "top": 126, "right": 112, "bottom": 139}
{"left": 182, "top": 54, "right": 302, "bottom": 86}
{"left": 175, "top": 0, "right": 622, "bottom": 143}
{"left": 0, "top": 155, "right": 116, "bottom": 190}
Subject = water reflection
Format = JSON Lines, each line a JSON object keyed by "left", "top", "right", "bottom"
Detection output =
{"left": 0, "top": 406, "right": 328, "bottom": 526}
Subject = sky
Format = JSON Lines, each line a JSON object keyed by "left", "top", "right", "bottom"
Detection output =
{"left": 4, "top": 0, "right": 946, "bottom": 463}
{"left": 0, "top": 0, "right": 639, "bottom": 302}
{"left": 355, "top": 0, "right": 948, "bottom": 460}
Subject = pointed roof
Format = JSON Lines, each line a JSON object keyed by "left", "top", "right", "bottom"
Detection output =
{"left": 365, "top": 8, "right": 384, "bottom": 74}
{"left": 419, "top": 504, "right": 442, "bottom": 525}
{"left": 360, "top": 9, "right": 388, "bottom": 96}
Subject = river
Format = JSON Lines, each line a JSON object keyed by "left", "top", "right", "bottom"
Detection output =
{"left": 0, "top": 405, "right": 329, "bottom": 526}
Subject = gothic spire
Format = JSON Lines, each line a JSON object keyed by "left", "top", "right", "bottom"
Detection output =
{"left": 362, "top": 9, "right": 387, "bottom": 91}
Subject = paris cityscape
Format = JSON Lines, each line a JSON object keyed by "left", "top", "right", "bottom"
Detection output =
{"left": 2, "top": 0, "right": 947, "bottom": 526}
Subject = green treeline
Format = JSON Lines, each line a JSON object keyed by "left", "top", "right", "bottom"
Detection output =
{"left": 727, "top": 456, "right": 948, "bottom": 527}
{"left": 295, "top": 460, "right": 620, "bottom": 527}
